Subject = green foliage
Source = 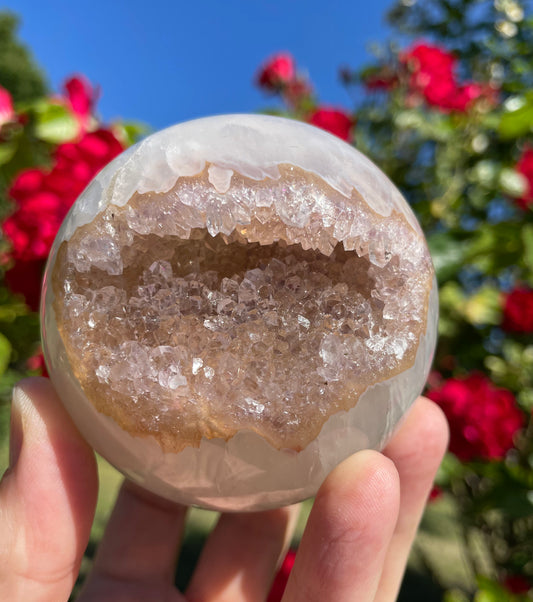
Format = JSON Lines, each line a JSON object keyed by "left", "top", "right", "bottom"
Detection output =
{"left": 0, "top": 120, "right": 51, "bottom": 213}
{"left": 280, "top": 0, "right": 533, "bottom": 597}
{"left": 113, "top": 121, "right": 151, "bottom": 147}
{"left": 379, "top": 2, "right": 533, "bottom": 597}
{"left": 32, "top": 99, "right": 79, "bottom": 144}
{"left": 387, "top": 0, "right": 533, "bottom": 93}
{"left": 0, "top": 12, "right": 48, "bottom": 103}
{"left": 0, "top": 31, "right": 144, "bottom": 404}
{"left": 0, "top": 332, "right": 11, "bottom": 376}
{"left": 444, "top": 590, "right": 471, "bottom": 602}
{"left": 499, "top": 93, "right": 533, "bottom": 138}
{"left": 475, "top": 576, "right": 529, "bottom": 601}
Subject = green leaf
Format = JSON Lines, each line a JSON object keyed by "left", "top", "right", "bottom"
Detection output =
{"left": 0, "top": 332, "right": 11, "bottom": 376}
{"left": 470, "top": 160, "right": 499, "bottom": 188}
{"left": 112, "top": 121, "right": 149, "bottom": 147}
{"left": 439, "top": 281, "right": 466, "bottom": 312}
{"left": 475, "top": 575, "right": 523, "bottom": 602}
{"left": 485, "top": 355, "right": 508, "bottom": 380}
{"left": 0, "top": 368, "right": 26, "bottom": 403}
{"left": 469, "top": 477, "right": 533, "bottom": 520}
{"left": 437, "top": 452, "right": 466, "bottom": 484}
{"left": 33, "top": 100, "right": 79, "bottom": 144}
{"left": 499, "top": 168, "right": 528, "bottom": 197}
{"left": 466, "top": 223, "right": 522, "bottom": 274}
{"left": 427, "top": 232, "right": 469, "bottom": 282}
{"left": 0, "top": 139, "right": 17, "bottom": 166}
{"left": 463, "top": 286, "right": 502, "bottom": 326}
{"left": 443, "top": 590, "right": 470, "bottom": 602}
{"left": 0, "top": 312, "right": 40, "bottom": 366}
{"left": 0, "top": 300, "right": 29, "bottom": 322}
{"left": 499, "top": 93, "right": 533, "bottom": 139}
{"left": 395, "top": 109, "right": 453, "bottom": 141}
{"left": 522, "top": 224, "right": 533, "bottom": 272}
{"left": 517, "top": 387, "right": 533, "bottom": 412}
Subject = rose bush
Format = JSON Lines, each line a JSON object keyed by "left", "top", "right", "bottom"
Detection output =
{"left": 400, "top": 42, "right": 494, "bottom": 113}
{"left": 256, "top": 1, "right": 533, "bottom": 598}
{"left": 2, "top": 104, "right": 124, "bottom": 312}
{"left": 0, "top": 75, "right": 138, "bottom": 387}
{"left": 256, "top": 52, "right": 353, "bottom": 138}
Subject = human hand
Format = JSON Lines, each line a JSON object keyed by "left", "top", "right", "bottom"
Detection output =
{"left": 0, "top": 377, "right": 448, "bottom": 601}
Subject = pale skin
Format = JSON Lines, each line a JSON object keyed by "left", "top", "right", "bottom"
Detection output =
{"left": 0, "top": 377, "right": 448, "bottom": 602}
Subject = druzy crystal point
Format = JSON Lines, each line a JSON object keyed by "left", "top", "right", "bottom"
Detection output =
{"left": 42, "top": 114, "right": 438, "bottom": 511}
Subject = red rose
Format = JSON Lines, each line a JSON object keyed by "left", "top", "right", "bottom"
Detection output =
{"left": 54, "top": 128, "right": 123, "bottom": 175}
{"left": 3, "top": 128, "right": 123, "bottom": 264}
{"left": 401, "top": 42, "right": 492, "bottom": 113}
{"left": 2, "top": 191, "right": 67, "bottom": 261}
{"left": 77, "top": 128, "right": 124, "bottom": 168}
{"left": 27, "top": 350, "right": 48, "bottom": 376}
{"left": 44, "top": 167, "right": 86, "bottom": 203}
{"left": 402, "top": 43, "right": 456, "bottom": 86}
{"left": 515, "top": 148, "right": 533, "bottom": 210}
{"left": 53, "top": 143, "right": 94, "bottom": 184}
{"left": 502, "top": 287, "right": 533, "bottom": 332}
{"left": 421, "top": 80, "right": 484, "bottom": 113}
{"left": 267, "top": 549, "right": 296, "bottom": 602}
{"left": 503, "top": 574, "right": 531, "bottom": 594}
{"left": 48, "top": 128, "right": 124, "bottom": 207}
{"left": 421, "top": 77, "right": 461, "bottom": 111}
{"left": 428, "top": 485, "right": 443, "bottom": 502}
{"left": 63, "top": 74, "right": 97, "bottom": 130}
{"left": 308, "top": 107, "right": 354, "bottom": 142}
{"left": 8, "top": 169, "right": 46, "bottom": 204}
{"left": 427, "top": 373, "right": 524, "bottom": 462}
{"left": 5, "top": 259, "right": 46, "bottom": 311}
{"left": 256, "top": 53, "right": 295, "bottom": 91}
{"left": 450, "top": 83, "right": 483, "bottom": 111}
{"left": 3, "top": 76, "right": 124, "bottom": 310}
{"left": 0, "top": 85, "right": 14, "bottom": 126}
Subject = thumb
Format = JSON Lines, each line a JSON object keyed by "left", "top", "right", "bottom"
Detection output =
{"left": 0, "top": 377, "right": 98, "bottom": 602}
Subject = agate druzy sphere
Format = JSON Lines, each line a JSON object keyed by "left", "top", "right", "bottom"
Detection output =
{"left": 41, "top": 114, "right": 438, "bottom": 511}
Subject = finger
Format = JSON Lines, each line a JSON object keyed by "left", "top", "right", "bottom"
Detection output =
{"left": 375, "top": 396, "right": 449, "bottom": 602}
{"left": 283, "top": 450, "right": 400, "bottom": 602}
{"left": 0, "top": 377, "right": 98, "bottom": 602}
{"left": 81, "top": 479, "right": 187, "bottom": 595}
{"left": 186, "top": 504, "right": 300, "bottom": 602}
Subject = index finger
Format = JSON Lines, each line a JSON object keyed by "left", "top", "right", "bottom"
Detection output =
{"left": 282, "top": 450, "right": 400, "bottom": 602}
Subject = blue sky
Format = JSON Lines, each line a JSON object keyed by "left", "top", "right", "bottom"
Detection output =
{"left": 10, "top": 0, "right": 394, "bottom": 130}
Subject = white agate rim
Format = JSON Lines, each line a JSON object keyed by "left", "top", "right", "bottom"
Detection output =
{"left": 56, "top": 114, "right": 422, "bottom": 244}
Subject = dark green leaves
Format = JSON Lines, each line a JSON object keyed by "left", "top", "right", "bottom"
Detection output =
{"left": 499, "top": 93, "right": 533, "bottom": 139}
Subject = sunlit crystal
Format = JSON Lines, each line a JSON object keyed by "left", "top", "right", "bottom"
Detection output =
{"left": 42, "top": 114, "right": 438, "bottom": 511}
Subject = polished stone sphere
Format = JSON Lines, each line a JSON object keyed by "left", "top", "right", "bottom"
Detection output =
{"left": 41, "top": 114, "right": 437, "bottom": 511}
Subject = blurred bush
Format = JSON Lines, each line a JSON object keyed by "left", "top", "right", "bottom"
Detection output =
{"left": 255, "top": 0, "right": 533, "bottom": 599}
